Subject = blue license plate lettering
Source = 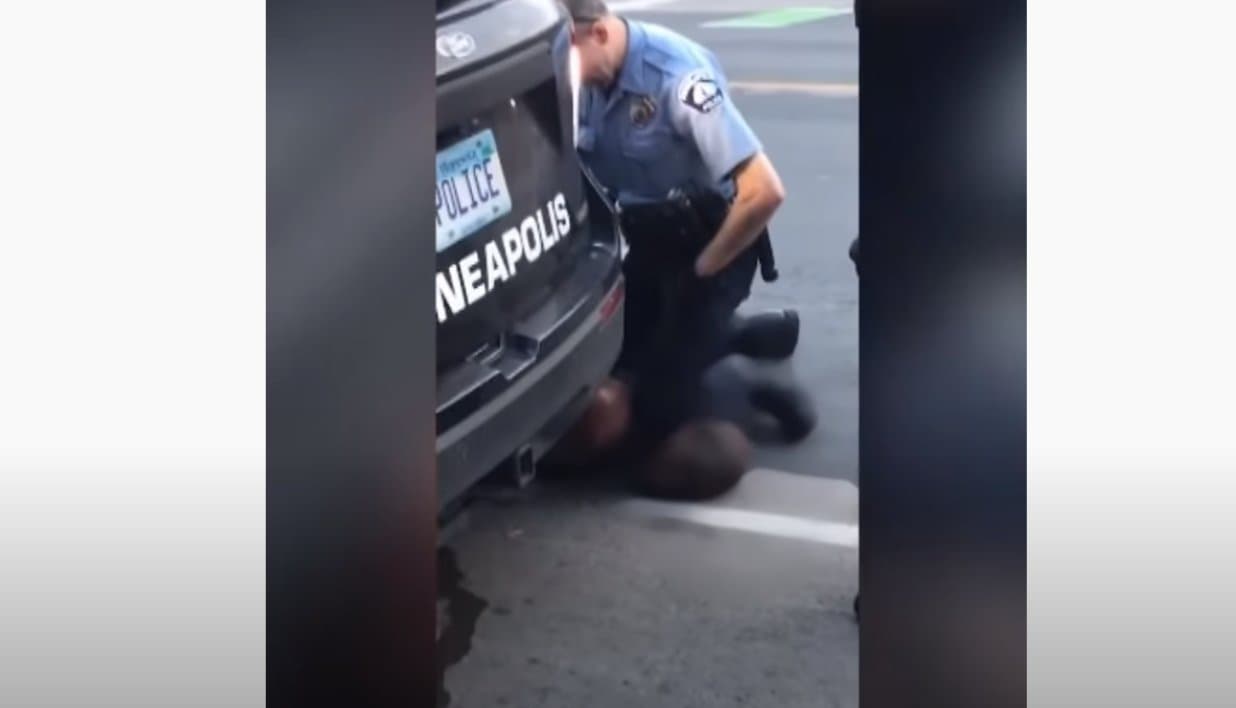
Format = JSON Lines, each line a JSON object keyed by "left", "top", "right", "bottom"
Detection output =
{"left": 435, "top": 129, "right": 512, "bottom": 252}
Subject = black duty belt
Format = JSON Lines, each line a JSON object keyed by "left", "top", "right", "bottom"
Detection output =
{"left": 577, "top": 163, "right": 778, "bottom": 282}
{"left": 617, "top": 189, "right": 780, "bottom": 283}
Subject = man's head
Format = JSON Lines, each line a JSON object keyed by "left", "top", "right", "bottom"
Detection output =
{"left": 636, "top": 421, "right": 753, "bottom": 500}
{"left": 561, "top": 0, "right": 627, "bottom": 87}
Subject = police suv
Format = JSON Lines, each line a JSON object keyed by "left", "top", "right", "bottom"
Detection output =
{"left": 436, "top": 0, "right": 624, "bottom": 511}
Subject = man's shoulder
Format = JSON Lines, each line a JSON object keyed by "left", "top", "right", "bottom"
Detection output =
{"left": 634, "top": 21, "right": 717, "bottom": 89}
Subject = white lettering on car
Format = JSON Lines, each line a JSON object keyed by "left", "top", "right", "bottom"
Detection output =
{"left": 435, "top": 267, "right": 467, "bottom": 324}
{"left": 460, "top": 252, "right": 485, "bottom": 305}
{"left": 537, "top": 209, "right": 554, "bottom": 248}
{"left": 484, "top": 240, "right": 510, "bottom": 289}
{"left": 501, "top": 227, "right": 524, "bottom": 275}
{"left": 520, "top": 215, "right": 542, "bottom": 262}
{"left": 435, "top": 191, "right": 574, "bottom": 324}
{"left": 554, "top": 193, "right": 570, "bottom": 235}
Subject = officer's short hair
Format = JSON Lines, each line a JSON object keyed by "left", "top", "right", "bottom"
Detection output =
{"left": 560, "top": 0, "right": 610, "bottom": 24}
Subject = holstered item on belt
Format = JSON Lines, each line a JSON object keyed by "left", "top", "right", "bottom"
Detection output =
{"left": 617, "top": 187, "right": 779, "bottom": 283}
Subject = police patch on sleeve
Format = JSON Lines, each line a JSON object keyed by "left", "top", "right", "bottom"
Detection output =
{"left": 677, "top": 69, "right": 724, "bottom": 114}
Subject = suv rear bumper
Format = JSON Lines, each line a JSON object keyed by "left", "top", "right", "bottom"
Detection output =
{"left": 436, "top": 244, "right": 624, "bottom": 510}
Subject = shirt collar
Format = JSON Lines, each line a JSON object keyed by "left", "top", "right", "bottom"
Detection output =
{"left": 615, "top": 19, "right": 647, "bottom": 95}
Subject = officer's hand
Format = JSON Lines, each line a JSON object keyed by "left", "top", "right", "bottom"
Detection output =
{"left": 695, "top": 153, "right": 785, "bottom": 278}
{"left": 694, "top": 252, "right": 721, "bottom": 279}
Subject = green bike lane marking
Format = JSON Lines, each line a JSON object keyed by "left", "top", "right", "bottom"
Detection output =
{"left": 702, "top": 6, "right": 853, "bottom": 29}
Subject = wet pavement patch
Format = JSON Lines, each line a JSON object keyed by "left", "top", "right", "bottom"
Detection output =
{"left": 437, "top": 547, "right": 489, "bottom": 708}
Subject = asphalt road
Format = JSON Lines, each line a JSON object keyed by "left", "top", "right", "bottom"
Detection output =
{"left": 440, "top": 5, "right": 858, "bottom": 707}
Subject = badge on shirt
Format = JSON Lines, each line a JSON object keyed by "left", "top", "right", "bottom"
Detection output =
{"left": 629, "top": 95, "right": 657, "bottom": 127}
{"left": 677, "top": 69, "right": 724, "bottom": 114}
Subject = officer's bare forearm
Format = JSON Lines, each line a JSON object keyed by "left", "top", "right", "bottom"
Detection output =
{"left": 695, "top": 153, "right": 785, "bottom": 277}
{"left": 696, "top": 198, "right": 776, "bottom": 276}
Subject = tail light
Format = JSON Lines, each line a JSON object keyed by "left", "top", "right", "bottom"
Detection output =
{"left": 599, "top": 279, "right": 624, "bottom": 325}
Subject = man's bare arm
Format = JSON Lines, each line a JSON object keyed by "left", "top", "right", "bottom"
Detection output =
{"left": 694, "top": 152, "right": 785, "bottom": 278}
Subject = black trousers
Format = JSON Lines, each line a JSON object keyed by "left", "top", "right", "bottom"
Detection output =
{"left": 614, "top": 244, "right": 759, "bottom": 447}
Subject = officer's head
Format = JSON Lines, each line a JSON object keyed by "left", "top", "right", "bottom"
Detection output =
{"left": 561, "top": 0, "right": 625, "bottom": 87}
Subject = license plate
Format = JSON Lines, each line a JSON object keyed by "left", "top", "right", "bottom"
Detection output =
{"left": 435, "top": 128, "right": 512, "bottom": 253}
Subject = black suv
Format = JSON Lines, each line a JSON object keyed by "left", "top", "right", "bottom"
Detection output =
{"left": 435, "top": 0, "right": 625, "bottom": 511}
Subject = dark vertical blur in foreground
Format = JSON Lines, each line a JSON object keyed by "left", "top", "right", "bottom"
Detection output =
{"left": 267, "top": 2, "right": 437, "bottom": 706}
{"left": 859, "top": 0, "right": 1026, "bottom": 706}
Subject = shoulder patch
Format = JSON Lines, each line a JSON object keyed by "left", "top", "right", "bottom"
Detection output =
{"left": 676, "top": 69, "right": 724, "bottom": 114}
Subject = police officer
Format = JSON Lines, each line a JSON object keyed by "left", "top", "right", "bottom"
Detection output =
{"left": 547, "top": 0, "right": 803, "bottom": 498}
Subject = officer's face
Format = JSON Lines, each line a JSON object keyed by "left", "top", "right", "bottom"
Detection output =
{"left": 571, "top": 21, "right": 616, "bottom": 86}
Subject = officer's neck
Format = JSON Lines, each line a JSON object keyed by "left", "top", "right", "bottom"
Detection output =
{"left": 601, "top": 17, "right": 631, "bottom": 95}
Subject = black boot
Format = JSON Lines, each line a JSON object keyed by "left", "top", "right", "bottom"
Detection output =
{"left": 747, "top": 377, "right": 817, "bottom": 443}
{"left": 729, "top": 309, "right": 800, "bottom": 361}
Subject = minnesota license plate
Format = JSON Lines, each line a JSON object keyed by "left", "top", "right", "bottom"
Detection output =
{"left": 435, "top": 128, "right": 512, "bottom": 253}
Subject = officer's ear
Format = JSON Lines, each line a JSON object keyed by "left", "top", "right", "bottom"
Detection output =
{"left": 570, "top": 19, "right": 605, "bottom": 46}
{"left": 591, "top": 21, "right": 609, "bottom": 45}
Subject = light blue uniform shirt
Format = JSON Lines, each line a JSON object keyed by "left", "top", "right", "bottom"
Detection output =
{"left": 557, "top": 20, "right": 762, "bottom": 207}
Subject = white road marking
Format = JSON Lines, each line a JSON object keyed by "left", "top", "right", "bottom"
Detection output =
{"left": 608, "top": 0, "right": 680, "bottom": 12}
{"left": 612, "top": 0, "right": 853, "bottom": 15}
{"left": 618, "top": 468, "right": 859, "bottom": 548}
{"left": 623, "top": 499, "right": 859, "bottom": 547}
{"left": 730, "top": 80, "right": 859, "bottom": 97}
